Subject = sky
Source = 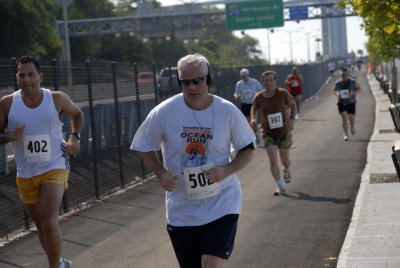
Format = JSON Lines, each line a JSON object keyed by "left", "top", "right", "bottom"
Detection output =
{"left": 158, "top": 0, "right": 369, "bottom": 64}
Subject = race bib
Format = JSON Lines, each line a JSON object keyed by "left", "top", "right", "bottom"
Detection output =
{"left": 340, "top": 89, "right": 350, "bottom": 99}
{"left": 291, "top": 80, "right": 299, "bottom": 87}
{"left": 183, "top": 163, "right": 220, "bottom": 200}
{"left": 268, "top": 112, "right": 283, "bottom": 129}
{"left": 243, "top": 89, "right": 252, "bottom": 99}
{"left": 23, "top": 134, "right": 52, "bottom": 162}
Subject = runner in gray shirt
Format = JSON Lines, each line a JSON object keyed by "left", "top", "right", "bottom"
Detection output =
{"left": 234, "top": 68, "right": 263, "bottom": 142}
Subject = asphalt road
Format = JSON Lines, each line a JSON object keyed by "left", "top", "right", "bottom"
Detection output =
{"left": 0, "top": 70, "right": 375, "bottom": 268}
{"left": 230, "top": 71, "right": 374, "bottom": 268}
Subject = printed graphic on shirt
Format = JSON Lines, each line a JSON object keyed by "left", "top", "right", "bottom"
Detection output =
{"left": 181, "top": 126, "right": 213, "bottom": 168}
{"left": 181, "top": 126, "right": 220, "bottom": 200}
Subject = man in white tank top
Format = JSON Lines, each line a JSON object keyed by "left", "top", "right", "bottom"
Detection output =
{"left": 0, "top": 56, "right": 84, "bottom": 268}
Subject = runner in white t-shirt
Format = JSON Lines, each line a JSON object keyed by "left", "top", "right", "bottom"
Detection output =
{"left": 131, "top": 54, "right": 255, "bottom": 268}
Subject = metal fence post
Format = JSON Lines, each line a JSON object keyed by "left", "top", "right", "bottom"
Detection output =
{"left": 86, "top": 60, "right": 100, "bottom": 199}
{"left": 52, "top": 59, "right": 59, "bottom": 92}
{"left": 133, "top": 63, "right": 146, "bottom": 179}
{"left": 152, "top": 64, "right": 159, "bottom": 105}
{"left": 10, "top": 57, "right": 18, "bottom": 92}
{"left": 112, "top": 62, "right": 125, "bottom": 188}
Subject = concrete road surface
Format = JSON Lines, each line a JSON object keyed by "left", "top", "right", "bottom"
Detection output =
{"left": 0, "top": 70, "right": 374, "bottom": 268}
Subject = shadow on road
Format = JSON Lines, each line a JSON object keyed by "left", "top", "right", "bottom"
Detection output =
{"left": 283, "top": 191, "right": 352, "bottom": 204}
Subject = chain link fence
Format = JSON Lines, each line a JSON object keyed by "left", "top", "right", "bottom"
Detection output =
{"left": 0, "top": 56, "right": 334, "bottom": 247}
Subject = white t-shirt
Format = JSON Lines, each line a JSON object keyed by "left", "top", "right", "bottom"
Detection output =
{"left": 130, "top": 93, "right": 255, "bottom": 226}
{"left": 234, "top": 78, "right": 263, "bottom": 104}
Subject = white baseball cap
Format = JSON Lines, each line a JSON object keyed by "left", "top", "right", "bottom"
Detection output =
{"left": 240, "top": 68, "right": 250, "bottom": 76}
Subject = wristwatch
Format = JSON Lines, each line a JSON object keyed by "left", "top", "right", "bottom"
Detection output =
{"left": 70, "top": 132, "right": 80, "bottom": 140}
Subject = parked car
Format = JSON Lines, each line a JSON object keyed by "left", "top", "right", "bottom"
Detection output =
{"left": 157, "top": 66, "right": 180, "bottom": 95}
{"left": 137, "top": 71, "right": 156, "bottom": 93}
{"left": 138, "top": 72, "right": 155, "bottom": 85}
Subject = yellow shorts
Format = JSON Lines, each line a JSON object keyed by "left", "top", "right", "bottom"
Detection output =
{"left": 264, "top": 132, "right": 293, "bottom": 149}
{"left": 16, "top": 169, "right": 70, "bottom": 205}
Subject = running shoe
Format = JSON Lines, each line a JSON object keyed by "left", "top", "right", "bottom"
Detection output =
{"left": 59, "top": 258, "right": 73, "bottom": 268}
{"left": 273, "top": 185, "right": 285, "bottom": 196}
{"left": 351, "top": 128, "right": 356, "bottom": 135}
{"left": 283, "top": 168, "right": 291, "bottom": 183}
{"left": 343, "top": 135, "right": 348, "bottom": 141}
{"left": 295, "top": 113, "right": 300, "bottom": 120}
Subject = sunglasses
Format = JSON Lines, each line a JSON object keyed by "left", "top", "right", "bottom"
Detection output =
{"left": 179, "top": 77, "right": 205, "bottom": 86}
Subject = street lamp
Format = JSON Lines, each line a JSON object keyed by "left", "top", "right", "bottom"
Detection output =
{"left": 315, "top": 38, "right": 322, "bottom": 61}
{"left": 271, "top": 27, "right": 303, "bottom": 63}
{"left": 266, "top": 29, "right": 271, "bottom": 64}
{"left": 303, "top": 29, "right": 320, "bottom": 63}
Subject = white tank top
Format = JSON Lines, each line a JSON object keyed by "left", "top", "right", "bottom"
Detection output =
{"left": 8, "top": 88, "right": 69, "bottom": 178}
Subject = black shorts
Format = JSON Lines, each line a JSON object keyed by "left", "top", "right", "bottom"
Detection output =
{"left": 167, "top": 214, "right": 239, "bottom": 268}
{"left": 337, "top": 102, "right": 356, "bottom": 114}
{"left": 241, "top": 103, "right": 252, "bottom": 117}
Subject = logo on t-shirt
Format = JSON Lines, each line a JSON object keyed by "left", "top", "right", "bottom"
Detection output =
{"left": 180, "top": 126, "right": 213, "bottom": 168}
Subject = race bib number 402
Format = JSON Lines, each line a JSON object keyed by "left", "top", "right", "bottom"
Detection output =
{"left": 23, "top": 134, "right": 52, "bottom": 162}
{"left": 183, "top": 163, "right": 220, "bottom": 200}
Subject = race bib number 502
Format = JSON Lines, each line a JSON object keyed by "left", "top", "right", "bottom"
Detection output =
{"left": 183, "top": 163, "right": 220, "bottom": 200}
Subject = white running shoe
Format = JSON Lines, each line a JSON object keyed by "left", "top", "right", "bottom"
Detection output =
{"left": 59, "top": 258, "right": 73, "bottom": 268}
{"left": 273, "top": 185, "right": 286, "bottom": 196}
{"left": 283, "top": 168, "right": 291, "bottom": 183}
{"left": 343, "top": 135, "right": 348, "bottom": 141}
{"left": 295, "top": 114, "right": 300, "bottom": 120}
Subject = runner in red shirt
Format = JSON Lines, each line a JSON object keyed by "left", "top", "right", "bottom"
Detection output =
{"left": 285, "top": 66, "right": 304, "bottom": 120}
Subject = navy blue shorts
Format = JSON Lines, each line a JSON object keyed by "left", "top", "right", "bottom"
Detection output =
{"left": 337, "top": 102, "right": 356, "bottom": 114}
{"left": 241, "top": 103, "right": 252, "bottom": 117}
{"left": 167, "top": 214, "right": 239, "bottom": 268}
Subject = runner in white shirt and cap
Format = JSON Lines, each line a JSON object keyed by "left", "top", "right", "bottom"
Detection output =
{"left": 234, "top": 68, "right": 263, "bottom": 142}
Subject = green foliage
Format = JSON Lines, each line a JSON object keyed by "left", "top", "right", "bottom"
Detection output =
{"left": 0, "top": 0, "right": 266, "bottom": 67}
{"left": 148, "top": 36, "right": 189, "bottom": 67}
{"left": 0, "top": 0, "right": 62, "bottom": 58}
{"left": 339, "top": 0, "right": 400, "bottom": 61}
{"left": 191, "top": 27, "right": 266, "bottom": 67}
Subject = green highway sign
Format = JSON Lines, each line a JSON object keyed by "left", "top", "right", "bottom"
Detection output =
{"left": 225, "top": 0, "right": 284, "bottom": 31}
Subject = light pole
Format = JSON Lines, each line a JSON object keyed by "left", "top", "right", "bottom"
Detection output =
{"left": 58, "top": 0, "right": 73, "bottom": 88}
{"left": 303, "top": 29, "right": 320, "bottom": 63}
{"left": 315, "top": 38, "right": 322, "bottom": 61}
{"left": 272, "top": 27, "right": 303, "bottom": 63}
{"left": 266, "top": 29, "right": 271, "bottom": 64}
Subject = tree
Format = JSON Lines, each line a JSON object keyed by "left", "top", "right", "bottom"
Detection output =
{"left": 192, "top": 27, "right": 266, "bottom": 67}
{"left": 148, "top": 36, "right": 189, "bottom": 67}
{"left": 339, "top": 0, "right": 400, "bottom": 61}
{"left": 0, "top": 0, "right": 62, "bottom": 58}
{"left": 64, "top": 0, "right": 117, "bottom": 61}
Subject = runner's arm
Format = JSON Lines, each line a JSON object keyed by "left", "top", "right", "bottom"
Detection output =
{"left": 250, "top": 105, "right": 258, "bottom": 130}
{"left": 137, "top": 151, "right": 178, "bottom": 191}
{"left": 0, "top": 95, "right": 21, "bottom": 145}
{"left": 206, "top": 143, "right": 255, "bottom": 182}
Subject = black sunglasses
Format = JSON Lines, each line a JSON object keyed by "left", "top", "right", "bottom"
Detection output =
{"left": 179, "top": 77, "right": 205, "bottom": 86}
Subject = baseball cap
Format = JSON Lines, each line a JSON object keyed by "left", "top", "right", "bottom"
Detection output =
{"left": 240, "top": 68, "right": 249, "bottom": 76}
